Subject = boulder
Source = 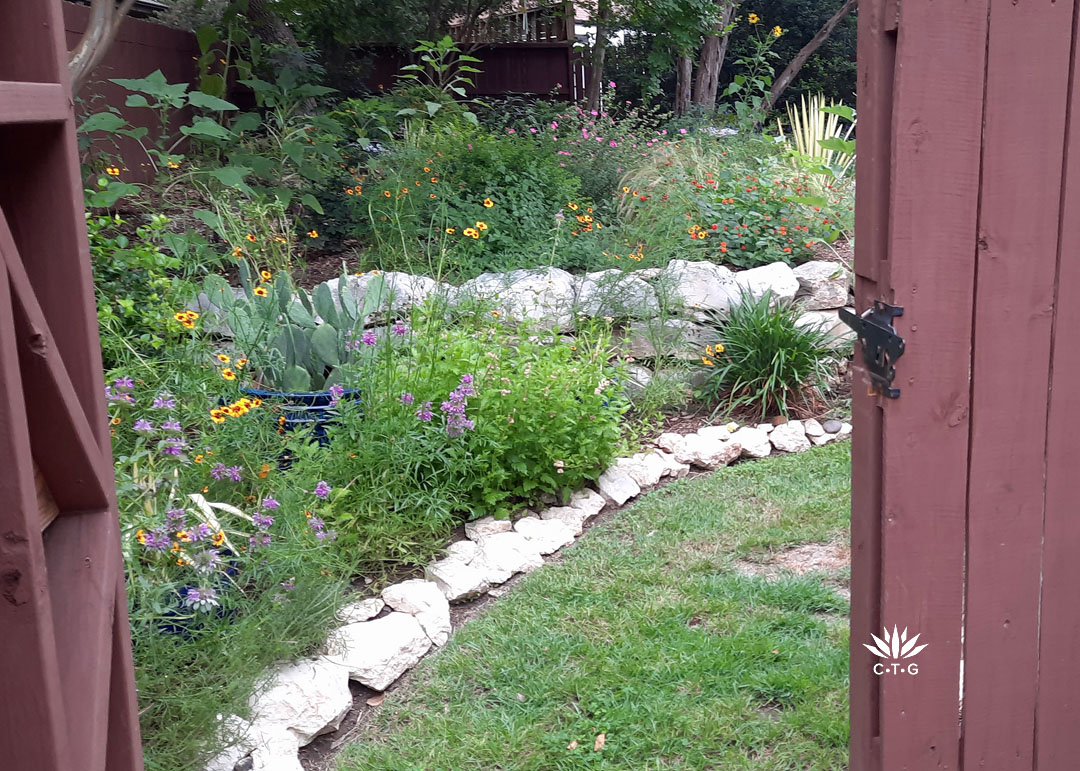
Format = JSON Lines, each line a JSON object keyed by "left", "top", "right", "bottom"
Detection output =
{"left": 680, "top": 433, "right": 742, "bottom": 469}
{"left": 596, "top": 465, "right": 642, "bottom": 505}
{"left": 472, "top": 531, "right": 544, "bottom": 584}
{"left": 793, "top": 261, "right": 850, "bottom": 310}
{"left": 464, "top": 515, "right": 512, "bottom": 540}
{"left": 657, "top": 260, "right": 740, "bottom": 320}
{"left": 337, "top": 597, "right": 384, "bottom": 624}
{"left": 803, "top": 418, "right": 825, "bottom": 438}
{"left": 445, "top": 540, "right": 479, "bottom": 561}
{"left": 569, "top": 488, "right": 606, "bottom": 518}
{"left": 249, "top": 727, "right": 304, "bottom": 771}
{"left": 425, "top": 557, "right": 491, "bottom": 602}
{"left": 540, "top": 505, "right": 589, "bottom": 536}
{"left": 324, "top": 612, "right": 432, "bottom": 691}
{"left": 456, "top": 267, "right": 577, "bottom": 329}
{"left": 328, "top": 271, "right": 443, "bottom": 315}
{"left": 514, "top": 516, "right": 576, "bottom": 554}
{"left": 653, "top": 449, "right": 690, "bottom": 479}
{"left": 623, "top": 364, "right": 654, "bottom": 398}
{"left": 615, "top": 453, "right": 666, "bottom": 488}
{"left": 733, "top": 262, "right": 799, "bottom": 303}
{"left": 769, "top": 420, "right": 811, "bottom": 453}
{"left": 621, "top": 319, "right": 719, "bottom": 359}
{"left": 730, "top": 426, "right": 773, "bottom": 459}
{"left": 247, "top": 658, "right": 352, "bottom": 746}
{"left": 795, "top": 309, "right": 857, "bottom": 343}
{"left": 381, "top": 579, "right": 452, "bottom": 647}
{"left": 574, "top": 269, "right": 660, "bottom": 318}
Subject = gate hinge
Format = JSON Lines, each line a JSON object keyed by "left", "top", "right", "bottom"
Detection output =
{"left": 839, "top": 301, "right": 906, "bottom": 398}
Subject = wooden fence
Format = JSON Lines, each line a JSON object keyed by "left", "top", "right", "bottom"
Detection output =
{"left": 851, "top": 0, "right": 1080, "bottom": 768}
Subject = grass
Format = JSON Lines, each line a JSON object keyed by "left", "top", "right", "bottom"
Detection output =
{"left": 337, "top": 442, "right": 851, "bottom": 770}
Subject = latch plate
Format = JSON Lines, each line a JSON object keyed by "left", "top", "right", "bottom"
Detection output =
{"left": 839, "top": 301, "right": 906, "bottom": 398}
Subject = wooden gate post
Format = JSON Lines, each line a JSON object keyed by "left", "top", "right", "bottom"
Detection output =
{"left": 852, "top": 1, "right": 1080, "bottom": 769}
{"left": 0, "top": 2, "right": 143, "bottom": 770}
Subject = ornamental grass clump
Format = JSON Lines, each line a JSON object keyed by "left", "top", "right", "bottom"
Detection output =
{"left": 697, "top": 289, "right": 844, "bottom": 419}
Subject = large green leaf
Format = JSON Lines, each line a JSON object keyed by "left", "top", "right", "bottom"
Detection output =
{"left": 313, "top": 283, "right": 339, "bottom": 327}
{"left": 206, "top": 166, "right": 253, "bottom": 194}
{"left": 78, "top": 111, "right": 125, "bottom": 134}
{"left": 287, "top": 303, "right": 317, "bottom": 328}
{"left": 310, "top": 323, "right": 340, "bottom": 367}
{"left": 282, "top": 365, "right": 312, "bottom": 392}
{"left": 203, "top": 274, "right": 234, "bottom": 309}
{"left": 195, "top": 25, "right": 218, "bottom": 54}
{"left": 360, "top": 274, "right": 387, "bottom": 318}
{"left": 299, "top": 193, "right": 324, "bottom": 214}
{"left": 192, "top": 209, "right": 225, "bottom": 239}
{"left": 338, "top": 277, "right": 358, "bottom": 322}
{"left": 188, "top": 91, "right": 238, "bottom": 111}
{"left": 180, "top": 118, "right": 233, "bottom": 140}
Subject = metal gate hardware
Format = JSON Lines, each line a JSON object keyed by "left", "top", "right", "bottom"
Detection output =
{"left": 839, "top": 301, "right": 906, "bottom": 398}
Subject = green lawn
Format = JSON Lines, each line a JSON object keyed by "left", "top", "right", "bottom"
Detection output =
{"left": 338, "top": 443, "right": 851, "bottom": 770}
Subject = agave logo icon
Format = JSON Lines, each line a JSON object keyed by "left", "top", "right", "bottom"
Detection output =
{"left": 865, "top": 626, "right": 928, "bottom": 676}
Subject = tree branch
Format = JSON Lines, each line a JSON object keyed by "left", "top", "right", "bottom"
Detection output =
{"left": 68, "top": 0, "right": 137, "bottom": 95}
{"left": 764, "top": 0, "right": 857, "bottom": 113}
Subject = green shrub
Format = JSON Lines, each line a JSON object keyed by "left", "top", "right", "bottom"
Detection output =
{"left": 696, "top": 289, "right": 843, "bottom": 418}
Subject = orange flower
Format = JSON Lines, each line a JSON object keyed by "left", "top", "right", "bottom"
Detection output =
{"left": 246, "top": 233, "right": 257, "bottom": 242}
{"left": 383, "top": 190, "right": 391, "bottom": 197}
{"left": 211, "top": 531, "right": 225, "bottom": 546}
{"left": 257, "top": 463, "right": 270, "bottom": 478}
{"left": 221, "top": 368, "right": 237, "bottom": 381}
{"left": 307, "top": 230, "right": 319, "bottom": 238}
{"left": 475, "top": 221, "right": 488, "bottom": 231}
{"left": 236, "top": 358, "right": 249, "bottom": 369}
{"left": 216, "top": 353, "right": 231, "bottom": 363}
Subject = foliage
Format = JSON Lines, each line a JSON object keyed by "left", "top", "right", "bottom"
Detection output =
{"left": 696, "top": 289, "right": 845, "bottom": 418}
{"left": 337, "top": 443, "right": 852, "bottom": 770}
{"left": 396, "top": 36, "right": 483, "bottom": 125}
{"left": 721, "top": 16, "right": 784, "bottom": 125}
{"left": 777, "top": 93, "right": 855, "bottom": 181}
{"left": 89, "top": 213, "right": 194, "bottom": 368}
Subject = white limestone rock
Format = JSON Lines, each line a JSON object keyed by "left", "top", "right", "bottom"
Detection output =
{"left": 658, "top": 260, "right": 740, "bottom": 320}
{"left": 331, "top": 271, "right": 443, "bottom": 315}
{"left": 472, "top": 531, "right": 544, "bottom": 584}
{"left": 248, "top": 658, "right": 352, "bottom": 747}
{"left": 615, "top": 453, "right": 666, "bottom": 488}
{"left": 456, "top": 267, "right": 577, "bottom": 330}
{"left": 249, "top": 727, "right": 304, "bottom": 771}
{"left": 733, "top": 261, "right": 800, "bottom": 303}
{"left": 464, "top": 515, "right": 513, "bottom": 541}
{"left": 337, "top": 597, "right": 384, "bottom": 624}
{"left": 575, "top": 269, "right": 660, "bottom": 318}
{"left": 656, "top": 432, "right": 688, "bottom": 456}
{"left": 793, "top": 260, "right": 850, "bottom": 310}
{"left": 757, "top": 423, "right": 775, "bottom": 433}
{"left": 681, "top": 433, "right": 742, "bottom": 469}
{"left": 596, "top": 465, "right": 642, "bottom": 505}
{"left": 324, "top": 612, "right": 432, "bottom": 691}
{"left": 381, "top": 579, "right": 452, "bottom": 647}
{"left": 653, "top": 449, "right": 690, "bottom": 479}
{"left": 769, "top": 420, "right": 811, "bottom": 453}
{"left": 514, "top": 516, "right": 576, "bottom": 554}
{"left": 803, "top": 418, "right": 825, "bottom": 438}
{"left": 795, "top": 309, "right": 857, "bottom": 343}
{"left": 540, "top": 505, "right": 589, "bottom": 536}
{"left": 622, "top": 318, "right": 719, "bottom": 359}
{"left": 445, "top": 540, "right": 479, "bottom": 562}
{"left": 425, "top": 557, "right": 491, "bottom": 602}
{"left": 569, "top": 488, "right": 606, "bottom": 518}
{"left": 697, "top": 424, "right": 738, "bottom": 442}
{"left": 730, "top": 426, "right": 773, "bottom": 459}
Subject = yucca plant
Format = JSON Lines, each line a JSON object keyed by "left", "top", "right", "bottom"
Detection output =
{"left": 697, "top": 289, "right": 844, "bottom": 419}
{"left": 777, "top": 92, "right": 856, "bottom": 180}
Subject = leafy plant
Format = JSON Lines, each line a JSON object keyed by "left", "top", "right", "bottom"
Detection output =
{"left": 396, "top": 35, "right": 484, "bottom": 127}
{"left": 777, "top": 93, "right": 855, "bottom": 180}
{"left": 696, "top": 289, "right": 843, "bottom": 418}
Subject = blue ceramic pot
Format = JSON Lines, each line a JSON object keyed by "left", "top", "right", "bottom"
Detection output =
{"left": 240, "top": 386, "right": 361, "bottom": 444}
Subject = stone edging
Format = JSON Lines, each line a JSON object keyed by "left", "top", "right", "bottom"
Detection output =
{"left": 205, "top": 417, "right": 852, "bottom": 771}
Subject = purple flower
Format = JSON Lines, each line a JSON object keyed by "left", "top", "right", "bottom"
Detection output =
{"left": 161, "top": 419, "right": 182, "bottom": 432}
{"left": 114, "top": 377, "right": 134, "bottom": 390}
{"left": 253, "top": 512, "right": 275, "bottom": 530}
{"left": 133, "top": 419, "right": 154, "bottom": 433}
{"left": 361, "top": 330, "right": 377, "bottom": 346}
{"left": 328, "top": 383, "right": 345, "bottom": 407}
{"left": 153, "top": 393, "right": 176, "bottom": 409}
{"left": 191, "top": 549, "right": 221, "bottom": 574}
{"left": 188, "top": 523, "right": 212, "bottom": 542}
{"left": 316, "top": 529, "right": 338, "bottom": 541}
{"left": 391, "top": 321, "right": 408, "bottom": 337}
{"left": 210, "top": 463, "right": 228, "bottom": 480}
{"left": 416, "top": 401, "right": 433, "bottom": 422}
{"left": 226, "top": 465, "right": 242, "bottom": 482}
{"left": 280, "top": 578, "right": 296, "bottom": 592}
{"left": 313, "top": 481, "right": 331, "bottom": 499}
{"left": 140, "top": 528, "right": 171, "bottom": 553}
{"left": 248, "top": 532, "right": 272, "bottom": 549}
{"left": 183, "top": 586, "right": 219, "bottom": 611}
{"left": 308, "top": 516, "right": 326, "bottom": 531}
{"left": 262, "top": 496, "right": 280, "bottom": 510}
{"left": 400, "top": 392, "right": 415, "bottom": 405}
{"left": 161, "top": 438, "right": 187, "bottom": 456}
{"left": 166, "top": 508, "right": 186, "bottom": 530}
{"left": 105, "top": 386, "right": 135, "bottom": 404}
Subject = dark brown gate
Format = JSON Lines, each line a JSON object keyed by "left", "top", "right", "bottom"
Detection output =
{"left": 852, "top": 0, "right": 1080, "bottom": 768}
{"left": 0, "top": 2, "right": 143, "bottom": 770}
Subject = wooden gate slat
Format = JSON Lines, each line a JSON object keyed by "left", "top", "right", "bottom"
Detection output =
{"left": 959, "top": 2, "right": 1076, "bottom": 767}
{"left": 0, "top": 82, "right": 69, "bottom": 124}
{"left": 0, "top": 258, "right": 72, "bottom": 770}
{"left": 854, "top": 0, "right": 990, "bottom": 768}
{"left": 1033, "top": 4, "right": 1080, "bottom": 764}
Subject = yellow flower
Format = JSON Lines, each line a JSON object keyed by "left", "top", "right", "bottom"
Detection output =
{"left": 431, "top": 177, "right": 439, "bottom": 184}
{"left": 445, "top": 227, "right": 456, "bottom": 235}
{"left": 622, "top": 186, "right": 630, "bottom": 193}
{"left": 715, "top": 343, "right": 725, "bottom": 353}
{"left": 568, "top": 202, "right": 579, "bottom": 210}
{"left": 383, "top": 190, "right": 391, "bottom": 197}
{"left": 236, "top": 358, "right": 249, "bottom": 369}
{"left": 105, "top": 166, "right": 120, "bottom": 176}
{"left": 701, "top": 356, "right": 714, "bottom": 367}
{"left": 221, "top": 368, "right": 237, "bottom": 381}
{"left": 307, "top": 229, "right": 319, "bottom": 238}
{"left": 463, "top": 227, "right": 480, "bottom": 239}
{"left": 212, "top": 531, "right": 226, "bottom": 546}
{"left": 251, "top": 397, "right": 262, "bottom": 407}
{"left": 424, "top": 166, "right": 431, "bottom": 172}
{"left": 177, "top": 530, "right": 191, "bottom": 543}
{"left": 232, "top": 246, "right": 244, "bottom": 258}
{"left": 260, "top": 270, "right": 272, "bottom": 281}
{"left": 475, "top": 221, "right": 488, "bottom": 231}
{"left": 216, "top": 353, "right": 231, "bottom": 363}
{"left": 253, "top": 286, "right": 269, "bottom": 297}
{"left": 194, "top": 454, "right": 204, "bottom": 463}
{"left": 210, "top": 409, "right": 226, "bottom": 423}
{"left": 483, "top": 197, "right": 494, "bottom": 208}
{"left": 167, "top": 159, "right": 180, "bottom": 169}
{"left": 246, "top": 233, "right": 257, "bottom": 242}
{"left": 748, "top": 12, "right": 759, "bottom": 23}
{"left": 136, "top": 529, "right": 146, "bottom": 544}
{"left": 257, "top": 463, "right": 270, "bottom": 479}
{"left": 772, "top": 25, "right": 783, "bottom": 36}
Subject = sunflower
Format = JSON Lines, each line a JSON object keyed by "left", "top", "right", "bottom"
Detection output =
{"left": 748, "top": 12, "right": 759, "bottom": 23}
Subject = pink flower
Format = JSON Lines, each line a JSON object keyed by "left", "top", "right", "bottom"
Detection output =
{"left": 680, "top": 128, "right": 688, "bottom": 134}
{"left": 608, "top": 80, "right": 616, "bottom": 88}
{"left": 551, "top": 121, "right": 558, "bottom": 128}
{"left": 529, "top": 127, "right": 537, "bottom": 133}
{"left": 609, "top": 140, "right": 617, "bottom": 147}
{"left": 507, "top": 128, "right": 515, "bottom": 133}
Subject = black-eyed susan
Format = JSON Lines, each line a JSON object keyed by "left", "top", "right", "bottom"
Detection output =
{"left": 482, "top": 197, "right": 494, "bottom": 208}
{"left": 260, "top": 270, "right": 272, "bottom": 281}
{"left": 221, "top": 368, "right": 237, "bottom": 381}
{"left": 475, "top": 221, "right": 488, "bottom": 231}
{"left": 463, "top": 227, "right": 480, "bottom": 239}
{"left": 246, "top": 233, "right": 257, "bottom": 242}
{"left": 216, "top": 353, "right": 231, "bottom": 364}
{"left": 253, "top": 286, "right": 269, "bottom": 297}
{"left": 568, "top": 202, "right": 579, "bottom": 210}
{"left": 446, "top": 227, "right": 456, "bottom": 235}
{"left": 748, "top": 12, "right": 759, "bottom": 23}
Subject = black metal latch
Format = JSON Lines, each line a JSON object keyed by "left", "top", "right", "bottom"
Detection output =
{"left": 838, "top": 301, "right": 906, "bottom": 398}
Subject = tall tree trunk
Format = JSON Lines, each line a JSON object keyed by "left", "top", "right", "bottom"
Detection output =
{"left": 68, "top": 0, "right": 138, "bottom": 94}
{"left": 765, "top": 0, "right": 857, "bottom": 112}
{"left": 674, "top": 55, "right": 693, "bottom": 116}
{"left": 692, "top": 0, "right": 738, "bottom": 109}
{"left": 248, "top": 0, "right": 307, "bottom": 71}
{"left": 583, "top": 0, "right": 612, "bottom": 111}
